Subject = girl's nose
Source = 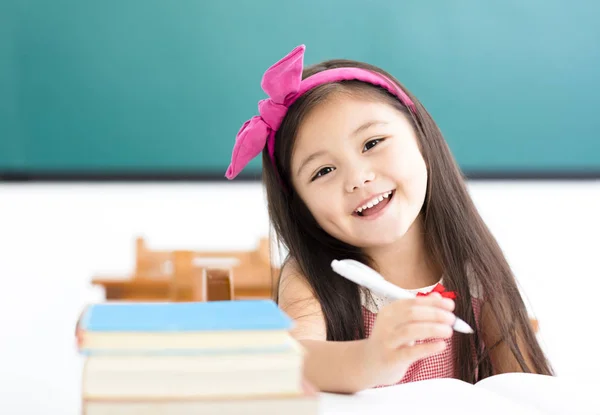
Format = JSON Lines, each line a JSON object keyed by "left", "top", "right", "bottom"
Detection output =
{"left": 344, "top": 167, "right": 375, "bottom": 193}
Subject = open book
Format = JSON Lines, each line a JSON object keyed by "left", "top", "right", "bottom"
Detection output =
{"left": 321, "top": 373, "right": 598, "bottom": 415}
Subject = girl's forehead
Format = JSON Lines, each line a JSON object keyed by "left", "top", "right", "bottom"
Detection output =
{"left": 298, "top": 98, "right": 392, "bottom": 138}
{"left": 294, "top": 97, "right": 407, "bottom": 150}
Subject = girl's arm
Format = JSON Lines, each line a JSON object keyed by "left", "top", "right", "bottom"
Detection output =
{"left": 278, "top": 260, "right": 456, "bottom": 393}
{"left": 277, "top": 263, "right": 376, "bottom": 393}
{"left": 480, "top": 302, "right": 536, "bottom": 373}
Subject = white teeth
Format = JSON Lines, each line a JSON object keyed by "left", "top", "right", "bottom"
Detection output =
{"left": 355, "top": 191, "right": 393, "bottom": 213}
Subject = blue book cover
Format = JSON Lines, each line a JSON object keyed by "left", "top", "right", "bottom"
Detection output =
{"left": 79, "top": 300, "right": 293, "bottom": 332}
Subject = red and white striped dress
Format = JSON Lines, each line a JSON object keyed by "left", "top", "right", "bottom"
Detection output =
{"left": 361, "top": 279, "right": 481, "bottom": 387}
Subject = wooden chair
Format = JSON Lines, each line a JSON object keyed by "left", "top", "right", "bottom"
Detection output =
{"left": 134, "top": 240, "right": 238, "bottom": 302}
{"left": 171, "top": 251, "right": 237, "bottom": 302}
{"left": 188, "top": 238, "right": 277, "bottom": 299}
{"left": 92, "top": 237, "right": 276, "bottom": 302}
{"left": 134, "top": 237, "right": 175, "bottom": 280}
{"left": 197, "top": 268, "right": 235, "bottom": 302}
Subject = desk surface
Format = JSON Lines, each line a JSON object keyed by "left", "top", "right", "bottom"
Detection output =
{"left": 319, "top": 375, "right": 599, "bottom": 415}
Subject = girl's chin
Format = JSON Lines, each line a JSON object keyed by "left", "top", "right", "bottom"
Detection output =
{"left": 350, "top": 232, "right": 407, "bottom": 249}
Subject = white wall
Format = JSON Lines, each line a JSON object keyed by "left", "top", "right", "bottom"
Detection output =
{"left": 0, "top": 181, "right": 598, "bottom": 414}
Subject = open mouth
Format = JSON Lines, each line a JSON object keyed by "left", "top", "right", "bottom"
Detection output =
{"left": 353, "top": 190, "right": 395, "bottom": 217}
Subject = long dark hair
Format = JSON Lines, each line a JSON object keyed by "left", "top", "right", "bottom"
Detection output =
{"left": 262, "top": 59, "right": 553, "bottom": 383}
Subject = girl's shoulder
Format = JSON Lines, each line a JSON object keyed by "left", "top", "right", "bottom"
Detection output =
{"left": 278, "top": 257, "right": 308, "bottom": 296}
{"left": 277, "top": 256, "right": 319, "bottom": 307}
{"left": 277, "top": 257, "right": 327, "bottom": 340}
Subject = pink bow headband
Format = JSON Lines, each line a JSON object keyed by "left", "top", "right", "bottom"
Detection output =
{"left": 225, "top": 44, "right": 416, "bottom": 180}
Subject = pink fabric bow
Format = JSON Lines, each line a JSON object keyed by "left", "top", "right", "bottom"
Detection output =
{"left": 225, "top": 44, "right": 416, "bottom": 180}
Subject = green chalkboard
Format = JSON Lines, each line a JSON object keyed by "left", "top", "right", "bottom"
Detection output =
{"left": 1, "top": 0, "right": 599, "bottom": 179}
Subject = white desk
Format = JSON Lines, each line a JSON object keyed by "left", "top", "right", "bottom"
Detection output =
{"left": 318, "top": 375, "right": 600, "bottom": 415}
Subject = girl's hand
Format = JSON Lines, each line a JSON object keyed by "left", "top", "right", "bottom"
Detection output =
{"left": 362, "top": 293, "right": 456, "bottom": 387}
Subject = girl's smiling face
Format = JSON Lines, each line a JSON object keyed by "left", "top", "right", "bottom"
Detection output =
{"left": 290, "top": 93, "right": 428, "bottom": 249}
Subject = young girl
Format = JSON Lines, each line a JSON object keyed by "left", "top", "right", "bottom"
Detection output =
{"left": 225, "top": 45, "right": 553, "bottom": 393}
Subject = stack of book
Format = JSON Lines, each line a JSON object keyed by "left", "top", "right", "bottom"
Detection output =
{"left": 76, "top": 299, "right": 318, "bottom": 414}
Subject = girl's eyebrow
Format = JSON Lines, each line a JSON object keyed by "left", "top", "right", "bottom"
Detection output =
{"left": 296, "top": 120, "right": 389, "bottom": 177}
{"left": 351, "top": 120, "right": 388, "bottom": 137}
{"left": 297, "top": 150, "right": 327, "bottom": 177}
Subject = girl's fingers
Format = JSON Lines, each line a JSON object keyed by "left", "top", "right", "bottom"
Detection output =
{"left": 391, "top": 322, "right": 453, "bottom": 348}
{"left": 397, "top": 340, "right": 447, "bottom": 362}
{"left": 414, "top": 294, "right": 455, "bottom": 311}
{"left": 399, "top": 305, "right": 456, "bottom": 326}
{"left": 389, "top": 295, "right": 455, "bottom": 316}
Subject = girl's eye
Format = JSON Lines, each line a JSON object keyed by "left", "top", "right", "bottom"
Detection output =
{"left": 363, "top": 138, "right": 383, "bottom": 152}
{"left": 311, "top": 166, "right": 335, "bottom": 181}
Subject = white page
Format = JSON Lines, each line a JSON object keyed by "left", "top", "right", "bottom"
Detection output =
{"left": 320, "top": 378, "right": 544, "bottom": 415}
{"left": 475, "top": 373, "right": 600, "bottom": 415}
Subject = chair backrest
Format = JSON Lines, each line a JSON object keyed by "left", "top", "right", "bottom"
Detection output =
{"left": 133, "top": 236, "right": 272, "bottom": 301}
{"left": 190, "top": 268, "right": 234, "bottom": 302}
{"left": 171, "top": 253, "right": 236, "bottom": 302}
{"left": 134, "top": 237, "right": 174, "bottom": 279}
